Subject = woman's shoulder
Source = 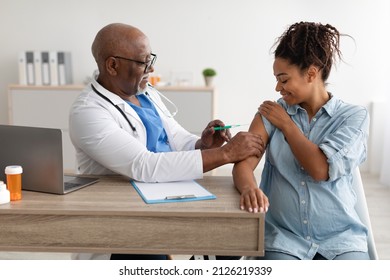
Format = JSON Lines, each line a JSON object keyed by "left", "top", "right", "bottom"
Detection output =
{"left": 328, "top": 97, "right": 370, "bottom": 129}
{"left": 332, "top": 97, "right": 368, "bottom": 116}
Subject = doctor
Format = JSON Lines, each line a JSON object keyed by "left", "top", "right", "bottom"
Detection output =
{"left": 69, "top": 23, "right": 264, "bottom": 183}
{"left": 69, "top": 23, "right": 264, "bottom": 260}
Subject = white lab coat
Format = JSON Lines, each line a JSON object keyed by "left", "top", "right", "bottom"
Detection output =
{"left": 69, "top": 78, "right": 203, "bottom": 182}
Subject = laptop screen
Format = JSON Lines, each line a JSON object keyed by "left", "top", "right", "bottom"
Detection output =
{"left": 0, "top": 125, "right": 98, "bottom": 194}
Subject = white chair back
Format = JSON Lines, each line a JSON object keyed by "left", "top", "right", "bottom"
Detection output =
{"left": 352, "top": 167, "right": 379, "bottom": 260}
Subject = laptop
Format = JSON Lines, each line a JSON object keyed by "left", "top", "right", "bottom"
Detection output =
{"left": 0, "top": 124, "right": 99, "bottom": 194}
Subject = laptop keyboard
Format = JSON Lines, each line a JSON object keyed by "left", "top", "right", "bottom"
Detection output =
{"left": 64, "top": 181, "right": 82, "bottom": 191}
{"left": 63, "top": 175, "right": 99, "bottom": 192}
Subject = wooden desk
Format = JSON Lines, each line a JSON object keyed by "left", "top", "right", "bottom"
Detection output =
{"left": 0, "top": 176, "right": 264, "bottom": 256}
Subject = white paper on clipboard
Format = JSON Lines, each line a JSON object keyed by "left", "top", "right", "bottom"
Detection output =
{"left": 131, "top": 180, "right": 216, "bottom": 204}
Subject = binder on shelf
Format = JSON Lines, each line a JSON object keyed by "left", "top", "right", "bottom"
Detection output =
{"left": 41, "top": 51, "right": 50, "bottom": 85}
{"left": 18, "top": 52, "right": 27, "bottom": 85}
{"left": 131, "top": 180, "right": 216, "bottom": 204}
{"left": 49, "top": 51, "right": 59, "bottom": 86}
{"left": 17, "top": 50, "right": 73, "bottom": 86}
{"left": 26, "top": 51, "right": 35, "bottom": 85}
{"left": 57, "top": 51, "right": 73, "bottom": 85}
{"left": 33, "top": 51, "right": 42, "bottom": 86}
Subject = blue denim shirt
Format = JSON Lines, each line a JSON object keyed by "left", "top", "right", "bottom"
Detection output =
{"left": 261, "top": 95, "right": 370, "bottom": 260}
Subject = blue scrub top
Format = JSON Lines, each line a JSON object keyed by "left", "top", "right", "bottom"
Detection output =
{"left": 127, "top": 94, "right": 171, "bottom": 153}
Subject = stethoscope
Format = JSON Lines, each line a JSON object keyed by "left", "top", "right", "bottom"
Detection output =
{"left": 91, "top": 84, "right": 178, "bottom": 134}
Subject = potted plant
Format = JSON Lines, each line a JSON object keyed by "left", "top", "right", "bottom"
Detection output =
{"left": 202, "top": 68, "right": 216, "bottom": 86}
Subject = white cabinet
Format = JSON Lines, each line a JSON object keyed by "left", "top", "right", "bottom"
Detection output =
{"left": 8, "top": 85, "right": 215, "bottom": 172}
{"left": 8, "top": 85, "right": 83, "bottom": 172}
{"left": 155, "top": 86, "right": 215, "bottom": 135}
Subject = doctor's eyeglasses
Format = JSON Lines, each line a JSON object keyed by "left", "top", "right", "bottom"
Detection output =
{"left": 113, "top": 53, "right": 157, "bottom": 73}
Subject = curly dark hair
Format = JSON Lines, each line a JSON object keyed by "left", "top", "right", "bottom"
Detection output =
{"left": 274, "top": 22, "right": 344, "bottom": 82}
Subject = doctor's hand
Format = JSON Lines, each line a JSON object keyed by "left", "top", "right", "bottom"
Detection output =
{"left": 222, "top": 131, "right": 265, "bottom": 162}
{"left": 197, "top": 120, "right": 231, "bottom": 150}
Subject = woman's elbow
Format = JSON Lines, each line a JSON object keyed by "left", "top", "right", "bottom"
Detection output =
{"left": 310, "top": 167, "right": 329, "bottom": 182}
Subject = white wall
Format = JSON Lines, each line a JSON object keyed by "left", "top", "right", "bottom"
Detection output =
{"left": 1, "top": 0, "right": 389, "bottom": 174}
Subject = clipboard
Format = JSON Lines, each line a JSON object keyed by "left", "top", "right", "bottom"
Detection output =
{"left": 131, "top": 180, "right": 216, "bottom": 204}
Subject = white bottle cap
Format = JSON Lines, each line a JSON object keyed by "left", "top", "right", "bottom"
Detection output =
{"left": 0, "top": 181, "right": 6, "bottom": 191}
{"left": 0, "top": 181, "right": 10, "bottom": 204}
{"left": 5, "top": 165, "right": 23, "bottom": 174}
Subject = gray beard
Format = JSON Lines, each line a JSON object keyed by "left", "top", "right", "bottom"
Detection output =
{"left": 136, "top": 85, "right": 147, "bottom": 95}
